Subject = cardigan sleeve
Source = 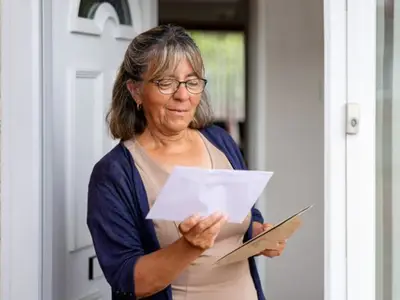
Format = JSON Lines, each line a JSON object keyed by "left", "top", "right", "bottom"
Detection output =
{"left": 87, "top": 161, "right": 144, "bottom": 297}
{"left": 251, "top": 207, "right": 264, "bottom": 224}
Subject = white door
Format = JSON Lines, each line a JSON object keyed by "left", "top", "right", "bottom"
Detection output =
{"left": 50, "top": 1, "right": 157, "bottom": 299}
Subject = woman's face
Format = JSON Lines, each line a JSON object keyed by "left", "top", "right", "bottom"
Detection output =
{"left": 133, "top": 58, "right": 202, "bottom": 135}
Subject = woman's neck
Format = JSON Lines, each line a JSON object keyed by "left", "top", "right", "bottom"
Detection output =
{"left": 138, "top": 126, "right": 194, "bottom": 152}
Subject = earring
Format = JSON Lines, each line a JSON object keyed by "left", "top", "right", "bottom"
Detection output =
{"left": 137, "top": 103, "right": 142, "bottom": 110}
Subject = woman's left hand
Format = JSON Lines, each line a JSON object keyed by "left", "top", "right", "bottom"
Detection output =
{"left": 252, "top": 222, "right": 287, "bottom": 258}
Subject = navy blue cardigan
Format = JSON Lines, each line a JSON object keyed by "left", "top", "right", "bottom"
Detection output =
{"left": 87, "top": 125, "right": 266, "bottom": 300}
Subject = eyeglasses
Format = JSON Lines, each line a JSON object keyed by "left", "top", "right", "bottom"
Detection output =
{"left": 152, "top": 78, "right": 207, "bottom": 95}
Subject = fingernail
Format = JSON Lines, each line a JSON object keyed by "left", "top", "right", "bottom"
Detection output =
{"left": 193, "top": 214, "right": 201, "bottom": 221}
{"left": 214, "top": 211, "right": 223, "bottom": 218}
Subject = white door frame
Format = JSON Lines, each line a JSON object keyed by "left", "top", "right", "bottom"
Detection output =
{"left": 346, "top": 0, "right": 376, "bottom": 299}
{"left": 323, "top": 0, "right": 347, "bottom": 299}
{"left": 1, "top": 1, "right": 44, "bottom": 300}
{"left": 324, "top": 0, "right": 377, "bottom": 299}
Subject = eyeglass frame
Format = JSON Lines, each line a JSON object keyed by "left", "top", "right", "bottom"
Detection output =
{"left": 129, "top": 75, "right": 208, "bottom": 95}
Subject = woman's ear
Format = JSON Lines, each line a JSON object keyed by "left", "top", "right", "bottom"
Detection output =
{"left": 126, "top": 80, "right": 142, "bottom": 106}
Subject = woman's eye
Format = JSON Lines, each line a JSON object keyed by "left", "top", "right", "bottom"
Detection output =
{"left": 159, "top": 81, "right": 174, "bottom": 88}
{"left": 187, "top": 80, "right": 200, "bottom": 87}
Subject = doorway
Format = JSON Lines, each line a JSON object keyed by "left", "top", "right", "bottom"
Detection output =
{"left": 159, "top": 1, "right": 324, "bottom": 299}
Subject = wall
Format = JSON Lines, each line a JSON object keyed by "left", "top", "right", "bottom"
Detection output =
{"left": 261, "top": 0, "right": 324, "bottom": 299}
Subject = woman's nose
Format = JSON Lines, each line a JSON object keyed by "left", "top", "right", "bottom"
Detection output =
{"left": 173, "top": 83, "right": 190, "bottom": 101}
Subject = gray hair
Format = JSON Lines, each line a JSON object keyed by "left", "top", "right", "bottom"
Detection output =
{"left": 106, "top": 24, "right": 214, "bottom": 140}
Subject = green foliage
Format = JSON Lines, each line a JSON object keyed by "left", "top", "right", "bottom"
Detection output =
{"left": 189, "top": 31, "right": 245, "bottom": 119}
{"left": 189, "top": 31, "right": 244, "bottom": 77}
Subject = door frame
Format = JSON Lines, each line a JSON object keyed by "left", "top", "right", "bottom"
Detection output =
{"left": 1, "top": 1, "right": 44, "bottom": 300}
{"left": 324, "top": 1, "right": 377, "bottom": 299}
{"left": 323, "top": 0, "right": 347, "bottom": 299}
{"left": 324, "top": 0, "right": 377, "bottom": 299}
{"left": 346, "top": 0, "right": 376, "bottom": 299}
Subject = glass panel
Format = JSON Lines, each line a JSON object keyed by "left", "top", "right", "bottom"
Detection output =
{"left": 189, "top": 31, "right": 245, "bottom": 148}
{"left": 376, "top": 0, "right": 400, "bottom": 299}
{"left": 78, "top": 0, "right": 132, "bottom": 25}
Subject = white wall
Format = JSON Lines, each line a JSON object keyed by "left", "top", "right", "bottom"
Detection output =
{"left": 262, "top": 0, "right": 324, "bottom": 299}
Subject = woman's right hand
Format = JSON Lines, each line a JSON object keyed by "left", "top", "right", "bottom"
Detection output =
{"left": 178, "top": 212, "right": 228, "bottom": 250}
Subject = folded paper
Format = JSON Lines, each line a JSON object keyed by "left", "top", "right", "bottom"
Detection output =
{"left": 146, "top": 166, "right": 274, "bottom": 223}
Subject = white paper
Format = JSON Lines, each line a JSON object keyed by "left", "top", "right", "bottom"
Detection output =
{"left": 146, "top": 166, "right": 273, "bottom": 223}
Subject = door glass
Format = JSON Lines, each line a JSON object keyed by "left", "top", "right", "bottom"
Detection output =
{"left": 376, "top": 0, "right": 400, "bottom": 299}
{"left": 189, "top": 31, "right": 245, "bottom": 151}
{"left": 78, "top": 0, "right": 132, "bottom": 25}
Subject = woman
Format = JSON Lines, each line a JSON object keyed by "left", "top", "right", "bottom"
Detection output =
{"left": 87, "top": 24, "right": 286, "bottom": 300}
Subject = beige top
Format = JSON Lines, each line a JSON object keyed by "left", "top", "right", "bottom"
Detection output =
{"left": 124, "top": 133, "right": 257, "bottom": 300}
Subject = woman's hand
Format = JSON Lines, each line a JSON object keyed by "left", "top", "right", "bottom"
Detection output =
{"left": 179, "top": 212, "right": 228, "bottom": 250}
{"left": 134, "top": 212, "right": 227, "bottom": 297}
{"left": 252, "top": 222, "right": 287, "bottom": 258}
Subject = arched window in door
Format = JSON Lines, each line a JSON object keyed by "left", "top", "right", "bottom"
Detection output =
{"left": 78, "top": 0, "right": 132, "bottom": 26}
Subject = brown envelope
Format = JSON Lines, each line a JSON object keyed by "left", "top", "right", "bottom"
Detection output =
{"left": 214, "top": 205, "right": 313, "bottom": 266}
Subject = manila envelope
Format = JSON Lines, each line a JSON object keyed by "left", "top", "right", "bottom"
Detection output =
{"left": 214, "top": 205, "right": 312, "bottom": 266}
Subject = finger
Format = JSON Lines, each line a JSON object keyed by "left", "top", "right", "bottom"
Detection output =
{"left": 201, "top": 215, "right": 229, "bottom": 237}
{"left": 191, "top": 212, "right": 225, "bottom": 234}
{"left": 277, "top": 240, "right": 287, "bottom": 248}
{"left": 263, "top": 249, "right": 281, "bottom": 257}
{"left": 262, "top": 223, "right": 274, "bottom": 231}
{"left": 263, "top": 242, "right": 285, "bottom": 252}
{"left": 275, "top": 243, "right": 286, "bottom": 251}
{"left": 179, "top": 214, "right": 202, "bottom": 233}
{"left": 278, "top": 241, "right": 287, "bottom": 247}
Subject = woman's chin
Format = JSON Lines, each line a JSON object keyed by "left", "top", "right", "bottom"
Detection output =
{"left": 165, "top": 120, "right": 192, "bottom": 133}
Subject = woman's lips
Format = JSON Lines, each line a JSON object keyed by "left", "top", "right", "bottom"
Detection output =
{"left": 167, "top": 108, "right": 189, "bottom": 116}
